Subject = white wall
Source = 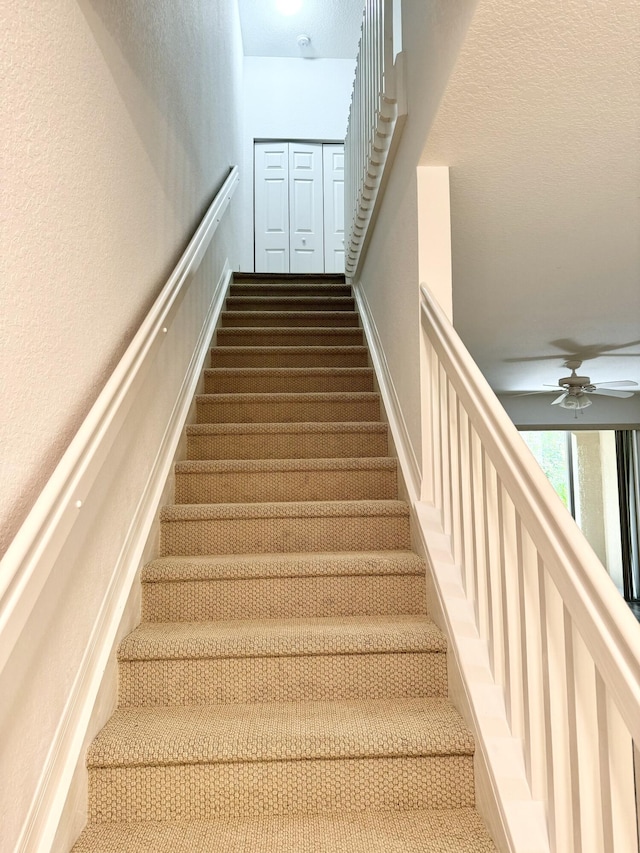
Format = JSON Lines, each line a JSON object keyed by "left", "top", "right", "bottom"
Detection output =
{"left": 241, "top": 56, "right": 355, "bottom": 270}
{"left": 0, "top": 1, "right": 244, "bottom": 849}
{"left": 356, "top": 1, "right": 480, "bottom": 472}
{"left": 1, "top": 0, "right": 244, "bottom": 559}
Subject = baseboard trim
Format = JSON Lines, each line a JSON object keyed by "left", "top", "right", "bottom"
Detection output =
{"left": 352, "top": 280, "right": 422, "bottom": 502}
{"left": 18, "top": 263, "right": 233, "bottom": 853}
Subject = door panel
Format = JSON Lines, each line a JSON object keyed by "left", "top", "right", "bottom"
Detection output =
{"left": 323, "top": 144, "right": 345, "bottom": 273}
{"left": 289, "top": 143, "right": 324, "bottom": 274}
{"left": 254, "top": 142, "right": 289, "bottom": 272}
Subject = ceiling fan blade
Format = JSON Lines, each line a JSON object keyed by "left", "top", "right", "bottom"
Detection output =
{"left": 551, "top": 392, "right": 568, "bottom": 406}
{"left": 510, "top": 390, "right": 556, "bottom": 397}
{"left": 589, "top": 388, "right": 635, "bottom": 399}
{"left": 591, "top": 380, "right": 638, "bottom": 388}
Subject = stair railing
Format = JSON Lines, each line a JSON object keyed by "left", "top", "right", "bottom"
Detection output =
{"left": 344, "top": 0, "right": 406, "bottom": 280}
{"left": 419, "top": 283, "right": 640, "bottom": 851}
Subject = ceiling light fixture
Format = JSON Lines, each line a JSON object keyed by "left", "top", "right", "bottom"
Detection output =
{"left": 558, "top": 393, "right": 592, "bottom": 411}
{"left": 275, "top": 0, "right": 302, "bottom": 15}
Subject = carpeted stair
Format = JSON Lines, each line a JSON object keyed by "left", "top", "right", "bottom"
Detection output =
{"left": 73, "top": 274, "right": 496, "bottom": 851}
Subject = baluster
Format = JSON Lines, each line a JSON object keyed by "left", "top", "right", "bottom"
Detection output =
{"left": 571, "top": 625, "right": 603, "bottom": 852}
{"left": 541, "top": 575, "right": 576, "bottom": 850}
{"left": 470, "top": 428, "right": 488, "bottom": 642}
{"left": 595, "top": 674, "right": 638, "bottom": 852}
{"left": 439, "top": 366, "right": 452, "bottom": 537}
{"left": 457, "top": 402, "right": 474, "bottom": 596}
{"left": 419, "top": 319, "right": 435, "bottom": 504}
{"left": 430, "top": 352, "right": 443, "bottom": 516}
{"left": 481, "top": 453, "right": 505, "bottom": 687}
{"left": 447, "top": 385, "right": 461, "bottom": 567}
{"left": 499, "top": 486, "right": 524, "bottom": 738}
{"left": 519, "top": 527, "right": 547, "bottom": 800}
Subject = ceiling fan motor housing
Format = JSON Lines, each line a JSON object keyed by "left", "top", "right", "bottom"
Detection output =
{"left": 559, "top": 372, "right": 591, "bottom": 389}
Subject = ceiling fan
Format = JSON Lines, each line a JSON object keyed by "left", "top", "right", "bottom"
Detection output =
{"left": 536, "top": 360, "right": 638, "bottom": 410}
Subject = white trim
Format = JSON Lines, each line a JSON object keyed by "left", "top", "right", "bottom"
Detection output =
{"left": 420, "top": 284, "right": 640, "bottom": 744}
{"left": 352, "top": 280, "right": 421, "bottom": 501}
{"left": 412, "top": 502, "right": 550, "bottom": 853}
{"left": 0, "top": 168, "right": 239, "bottom": 677}
{"left": 17, "top": 262, "right": 232, "bottom": 853}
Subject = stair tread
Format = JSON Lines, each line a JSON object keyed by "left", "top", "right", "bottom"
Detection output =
{"left": 142, "top": 550, "right": 425, "bottom": 582}
{"left": 87, "top": 697, "right": 474, "bottom": 767}
{"left": 204, "top": 367, "right": 373, "bottom": 377}
{"left": 226, "top": 296, "right": 355, "bottom": 307}
{"left": 196, "top": 391, "right": 379, "bottom": 403}
{"left": 119, "top": 615, "right": 446, "bottom": 661}
{"left": 211, "top": 345, "right": 368, "bottom": 354}
{"left": 186, "top": 421, "right": 386, "bottom": 436}
{"left": 72, "top": 807, "right": 497, "bottom": 852}
{"left": 175, "top": 457, "right": 396, "bottom": 474}
{"left": 221, "top": 311, "right": 360, "bottom": 320}
{"left": 160, "top": 499, "right": 410, "bottom": 522}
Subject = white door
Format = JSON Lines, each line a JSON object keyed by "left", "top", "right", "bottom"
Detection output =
{"left": 254, "top": 142, "right": 290, "bottom": 273}
{"left": 254, "top": 142, "right": 344, "bottom": 273}
{"left": 289, "top": 143, "right": 324, "bottom": 274}
{"left": 322, "top": 144, "right": 345, "bottom": 273}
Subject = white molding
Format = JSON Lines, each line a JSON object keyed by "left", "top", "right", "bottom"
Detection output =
{"left": 352, "top": 280, "right": 421, "bottom": 501}
{"left": 17, "top": 261, "right": 233, "bottom": 853}
{"left": 0, "top": 168, "right": 239, "bottom": 678}
{"left": 420, "top": 284, "right": 640, "bottom": 744}
{"left": 345, "top": 50, "right": 407, "bottom": 281}
{"left": 412, "top": 502, "right": 550, "bottom": 853}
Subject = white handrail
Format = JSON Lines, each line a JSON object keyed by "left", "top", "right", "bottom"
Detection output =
{"left": 420, "top": 282, "right": 640, "bottom": 851}
{"left": 344, "top": 0, "right": 405, "bottom": 280}
{"left": 0, "top": 166, "right": 239, "bottom": 675}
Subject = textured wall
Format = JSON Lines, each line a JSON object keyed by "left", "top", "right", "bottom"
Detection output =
{"left": 422, "top": 0, "right": 640, "bottom": 415}
{"left": 0, "top": 0, "right": 243, "bottom": 557}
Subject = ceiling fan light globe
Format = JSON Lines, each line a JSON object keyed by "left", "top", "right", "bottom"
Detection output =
{"left": 559, "top": 395, "right": 592, "bottom": 410}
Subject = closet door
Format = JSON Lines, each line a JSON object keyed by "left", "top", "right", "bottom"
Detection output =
{"left": 254, "top": 142, "right": 290, "bottom": 273}
{"left": 288, "top": 142, "right": 324, "bottom": 274}
{"left": 322, "top": 144, "right": 345, "bottom": 273}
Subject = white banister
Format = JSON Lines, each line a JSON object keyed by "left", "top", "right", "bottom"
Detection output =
{"left": 419, "top": 281, "right": 640, "bottom": 851}
{"left": 344, "top": 0, "right": 406, "bottom": 279}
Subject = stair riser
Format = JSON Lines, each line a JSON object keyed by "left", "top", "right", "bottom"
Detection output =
{"left": 142, "top": 575, "right": 427, "bottom": 621}
{"left": 174, "top": 467, "right": 397, "bottom": 504}
{"left": 204, "top": 371, "right": 374, "bottom": 394}
{"left": 119, "top": 652, "right": 447, "bottom": 707}
{"left": 225, "top": 298, "right": 355, "bottom": 311}
{"left": 160, "top": 513, "right": 411, "bottom": 556}
{"left": 221, "top": 312, "right": 360, "bottom": 328}
{"left": 216, "top": 330, "right": 364, "bottom": 347}
{"left": 88, "top": 755, "right": 475, "bottom": 822}
{"left": 196, "top": 398, "right": 380, "bottom": 424}
{"left": 210, "top": 348, "right": 369, "bottom": 368}
{"left": 186, "top": 428, "right": 387, "bottom": 460}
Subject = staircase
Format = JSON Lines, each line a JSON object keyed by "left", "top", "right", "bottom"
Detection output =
{"left": 73, "top": 274, "right": 496, "bottom": 851}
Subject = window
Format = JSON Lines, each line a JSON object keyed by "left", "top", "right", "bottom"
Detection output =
{"left": 521, "top": 429, "right": 640, "bottom": 612}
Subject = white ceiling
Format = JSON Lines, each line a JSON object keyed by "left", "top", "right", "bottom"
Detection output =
{"left": 237, "top": 0, "right": 364, "bottom": 59}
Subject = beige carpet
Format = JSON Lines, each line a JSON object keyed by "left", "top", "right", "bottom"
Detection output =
{"left": 73, "top": 274, "right": 497, "bottom": 851}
